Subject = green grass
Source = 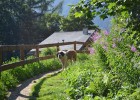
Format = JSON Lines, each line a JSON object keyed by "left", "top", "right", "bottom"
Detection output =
{"left": 30, "top": 50, "right": 140, "bottom": 100}
{"left": 31, "top": 72, "right": 68, "bottom": 100}
{"left": 30, "top": 54, "right": 92, "bottom": 100}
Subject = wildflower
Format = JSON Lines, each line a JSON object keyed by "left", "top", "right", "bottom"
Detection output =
{"left": 103, "top": 45, "right": 108, "bottom": 51}
{"left": 113, "top": 38, "right": 117, "bottom": 42}
{"left": 88, "top": 47, "right": 95, "bottom": 54}
{"left": 117, "top": 38, "right": 122, "bottom": 42}
{"left": 104, "top": 30, "right": 109, "bottom": 35}
{"left": 90, "top": 32, "right": 101, "bottom": 42}
{"left": 131, "top": 45, "right": 137, "bottom": 52}
{"left": 112, "top": 43, "right": 116, "bottom": 48}
{"left": 100, "top": 41, "right": 103, "bottom": 45}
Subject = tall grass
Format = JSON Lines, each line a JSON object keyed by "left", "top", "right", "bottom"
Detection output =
{"left": 64, "top": 47, "right": 140, "bottom": 99}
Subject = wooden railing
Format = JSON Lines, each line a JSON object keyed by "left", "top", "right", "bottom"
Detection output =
{"left": 0, "top": 41, "right": 89, "bottom": 72}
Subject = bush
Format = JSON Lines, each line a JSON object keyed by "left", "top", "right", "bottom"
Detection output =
{"left": 40, "top": 47, "right": 57, "bottom": 56}
{"left": 77, "top": 53, "right": 90, "bottom": 61}
{"left": 0, "top": 79, "right": 8, "bottom": 100}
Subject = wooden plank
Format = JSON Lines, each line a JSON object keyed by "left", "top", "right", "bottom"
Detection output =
{"left": 24, "top": 45, "right": 36, "bottom": 49}
{"left": 38, "top": 42, "right": 77, "bottom": 48}
{"left": 25, "top": 58, "right": 39, "bottom": 64}
{"left": 76, "top": 41, "right": 85, "bottom": 44}
{"left": 0, "top": 46, "right": 2, "bottom": 65}
{"left": 2, "top": 45, "right": 36, "bottom": 51}
{"left": 39, "top": 55, "right": 55, "bottom": 61}
{"left": 0, "top": 58, "right": 39, "bottom": 72}
{"left": 1, "top": 45, "right": 19, "bottom": 51}
{"left": 56, "top": 43, "right": 60, "bottom": 52}
{"left": 1, "top": 41, "right": 85, "bottom": 52}
{"left": 35, "top": 46, "right": 39, "bottom": 58}
{"left": 74, "top": 41, "right": 77, "bottom": 50}
{"left": 76, "top": 50, "right": 90, "bottom": 54}
{"left": 0, "top": 46, "right": 2, "bottom": 73}
{"left": 20, "top": 46, "right": 24, "bottom": 61}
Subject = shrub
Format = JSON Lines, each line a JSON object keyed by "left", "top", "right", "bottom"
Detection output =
{"left": 40, "top": 47, "right": 57, "bottom": 56}
{"left": 77, "top": 53, "right": 90, "bottom": 61}
{"left": 0, "top": 80, "right": 8, "bottom": 100}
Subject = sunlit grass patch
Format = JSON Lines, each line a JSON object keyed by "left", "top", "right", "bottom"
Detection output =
{"left": 31, "top": 73, "right": 68, "bottom": 100}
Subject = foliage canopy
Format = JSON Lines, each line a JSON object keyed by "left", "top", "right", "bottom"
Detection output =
{"left": 73, "top": 0, "right": 140, "bottom": 32}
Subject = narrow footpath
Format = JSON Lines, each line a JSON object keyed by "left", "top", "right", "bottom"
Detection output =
{"left": 7, "top": 69, "right": 62, "bottom": 100}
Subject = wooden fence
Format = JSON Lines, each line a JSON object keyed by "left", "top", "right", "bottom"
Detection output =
{"left": 0, "top": 41, "right": 89, "bottom": 72}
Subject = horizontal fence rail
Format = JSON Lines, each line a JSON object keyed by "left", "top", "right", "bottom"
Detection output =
{"left": 0, "top": 41, "right": 85, "bottom": 51}
{"left": 0, "top": 41, "right": 89, "bottom": 72}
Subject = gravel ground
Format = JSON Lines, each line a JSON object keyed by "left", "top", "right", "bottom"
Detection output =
{"left": 7, "top": 69, "right": 62, "bottom": 100}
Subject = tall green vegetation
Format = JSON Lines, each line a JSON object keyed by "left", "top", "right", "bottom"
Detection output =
{"left": 39, "top": 13, "right": 63, "bottom": 36}
{"left": 63, "top": 29, "right": 140, "bottom": 99}
{"left": 64, "top": 30, "right": 139, "bottom": 99}
{"left": 30, "top": 44, "right": 140, "bottom": 99}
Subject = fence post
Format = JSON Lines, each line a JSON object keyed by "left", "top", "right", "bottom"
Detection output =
{"left": 0, "top": 46, "right": 2, "bottom": 66}
{"left": 20, "top": 45, "right": 24, "bottom": 61}
{"left": 57, "top": 42, "right": 60, "bottom": 52}
{"left": 0, "top": 46, "right": 2, "bottom": 74}
{"left": 74, "top": 41, "right": 77, "bottom": 50}
{"left": 36, "top": 45, "right": 39, "bottom": 58}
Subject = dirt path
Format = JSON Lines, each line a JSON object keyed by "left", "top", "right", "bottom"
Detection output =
{"left": 7, "top": 69, "right": 62, "bottom": 100}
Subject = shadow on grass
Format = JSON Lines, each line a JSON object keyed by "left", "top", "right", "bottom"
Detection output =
{"left": 7, "top": 67, "right": 62, "bottom": 100}
{"left": 31, "top": 77, "right": 46, "bottom": 99}
{"left": 30, "top": 71, "right": 62, "bottom": 100}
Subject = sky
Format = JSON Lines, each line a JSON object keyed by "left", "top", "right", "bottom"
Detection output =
{"left": 54, "top": 0, "right": 111, "bottom": 31}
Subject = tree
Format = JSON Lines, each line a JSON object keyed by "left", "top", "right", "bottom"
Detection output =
{"left": 59, "top": 8, "right": 99, "bottom": 31}
{"left": 0, "top": 0, "right": 64, "bottom": 45}
{"left": 73, "top": 0, "right": 140, "bottom": 31}
{"left": 38, "top": 13, "right": 63, "bottom": 38}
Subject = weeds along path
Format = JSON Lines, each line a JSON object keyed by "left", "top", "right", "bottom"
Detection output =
{"left": 7, "top": 69, "right": 62, "bottom": 100}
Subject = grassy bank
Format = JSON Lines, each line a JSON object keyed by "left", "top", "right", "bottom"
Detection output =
{"left": 30, "top": 30, "right": 140, "bottom": 99}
